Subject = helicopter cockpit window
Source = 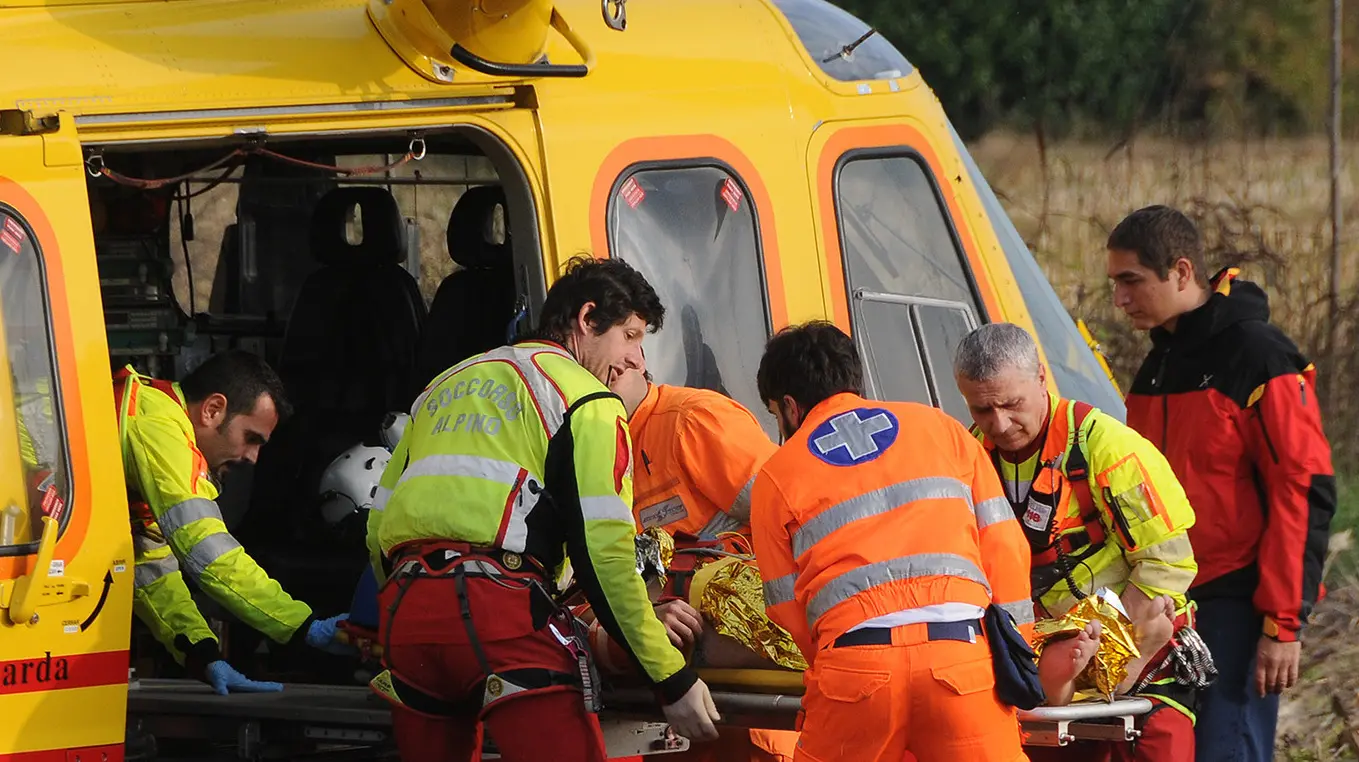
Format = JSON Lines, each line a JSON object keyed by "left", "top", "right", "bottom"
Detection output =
{"left": 0, "top": 206, "right": 72, "bottom": 559}
{"left": 607, "top": 165, "right": 777, "bottom": 440}
{"left": 835, "top": 153, "right": 984, "bottom": 424}
{"left": 768, "top": 0, "right": 914, "bottom": 82}
{"left": 945, "top": 122, "right": 1128, "bottom": 420}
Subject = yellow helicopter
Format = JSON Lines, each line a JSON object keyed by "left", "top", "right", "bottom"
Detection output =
{"left": 0, "top": 0, "right": 1134, "bottom": 757}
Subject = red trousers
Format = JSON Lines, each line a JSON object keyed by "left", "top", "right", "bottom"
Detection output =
{"left": 379, "top": 572, "right": 606, "bottom": 762}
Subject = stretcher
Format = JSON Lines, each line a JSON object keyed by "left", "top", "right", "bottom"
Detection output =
{"left": 125, "top": 671, "right": 1153, "bottom": 759}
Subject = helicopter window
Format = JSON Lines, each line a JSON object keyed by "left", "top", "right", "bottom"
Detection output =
{"left": 0, "top": 206, "right": 72, "bottom": 558}
{"left": 835, "top": 153, "right": 983, "bottom": 423}
{"left": 768, "top": 0, "right": 914, "bottom": 82}
{"left": 850, "top": 292, "right": 978, "bottom": 424}
{"left": 835, "top": 153, "right": 983, "bottom": 311}
{"left": 945, "top": 122, "right": 1128, "bottom": 420}
{"left": 607, "top": 164, "right": 777, "bottom": 440}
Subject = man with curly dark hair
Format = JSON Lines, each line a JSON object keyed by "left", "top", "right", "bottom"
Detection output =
{"left": 366, "top": 255, "right": 720, "bottom": 762}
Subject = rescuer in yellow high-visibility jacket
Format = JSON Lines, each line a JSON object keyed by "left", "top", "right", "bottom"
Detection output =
{"left": 954, "top": 323, "right": 1201, "bottom": 762}
{"left": 366, "top": 256, "right": 719, "bottom": 762}
{"left": 115, "top": 351, "right": 349, "bottom": 696}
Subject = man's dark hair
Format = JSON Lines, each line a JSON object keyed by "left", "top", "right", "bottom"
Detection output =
{"left": 533, "top": 255, "right": 665, "bottom": 343}
{"left": 179, "top": 350, "right": 293, "bottom": 422}
{"left": 756, "top": 321, "right": 864, "bottom": 412}
{"left": 1107, "top": 205, "right": 1208, "bottom": 287}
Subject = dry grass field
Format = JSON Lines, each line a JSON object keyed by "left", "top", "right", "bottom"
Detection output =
{"left": 969, "top": 132, "right": 1356, "bottom": 412}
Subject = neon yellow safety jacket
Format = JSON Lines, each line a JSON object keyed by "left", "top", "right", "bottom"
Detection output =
{"left": 974, "top": 394, "right": 1198, "bottom": 618}
{"left": 114, "top": 366, "right": 314, "bottom": 669}
{"left": 367, "top": 341, "right": 698, "bottom": 704}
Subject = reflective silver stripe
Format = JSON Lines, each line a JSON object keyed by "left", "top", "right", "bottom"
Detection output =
{"left": 1129, "top": 560, "right": 1198, "bottom": 593}
{"left": 999, "top": 598, "right": 1035, "bottom": 626}
{"left": 395, "top": 454, "right": 541, "bottom": 551}
{"left": 181, "top": 532, "right": 242, "bottom": 579}
{"left": 422, "top": 344, "right": 569, "bottom": 409}
{"left": 411, "top": 344, "right": 573, "bottom": 436}
{"left": 398, "top": 453, "right": 536, "bottom": 489}
{"left": 728, "top": 475, "right": 756, "bottom": 523}
{"left": 807, "top": 553, "right": 991, "bottom": 626}
{"left": 975, "top": 497, "right": 1015, "bottom": 530}
{"left": 763, "top": 573, "right": 796, "bottom": 608}
{"left": 411, "top": 348, "right": 506, "bottom": 415}
{"left": 133, "top": 533, "right": 168, "bottom": 554}
{"left": 1003, "top": 480, "right": 1033, "bottom": 504}
{"left": 792, "top": 477, "right": 972, "bottom": 558}
{"left": 1132, "top": 533, "right": 1194, "bottom": 563}
{"left": 373, "top": 485, "right": 393, "bottom": 512}
{"left": 133, "top": 555, "right": 180, "bottom": 589}
{"left": 579, "top": 495, "right": 633, "bottom": 523}
{"left": 155, "top": 497, "right": 223, "bottom": 538}
{"left": 696, "top": 510, "right": 745, "bottom": 539}
{"left": 511, "top": 346, "right": 572, "bottom": 435}
{"left": 500, "top": 474, "right": 543, "bottom": 554}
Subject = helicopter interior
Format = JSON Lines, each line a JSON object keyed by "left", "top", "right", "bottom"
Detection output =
{"left": 85, "top": 127, "right": 540, "bottom": 683}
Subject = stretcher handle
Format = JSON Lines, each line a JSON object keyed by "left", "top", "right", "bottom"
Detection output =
{"left": 1017, "top": 696, "right": 1154, "bottom": 722}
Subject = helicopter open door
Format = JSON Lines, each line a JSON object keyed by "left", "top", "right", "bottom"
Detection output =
{"left": 0, "top": 112, "right": 133, "bottom": 759}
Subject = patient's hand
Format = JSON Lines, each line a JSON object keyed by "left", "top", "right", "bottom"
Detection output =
{"left": 655, "top": 600, "right": 703, "bottom": 649}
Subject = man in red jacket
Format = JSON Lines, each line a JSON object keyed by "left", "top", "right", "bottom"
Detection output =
{"left": 1106, "top": 205, "right": 1338, "bottom": 762}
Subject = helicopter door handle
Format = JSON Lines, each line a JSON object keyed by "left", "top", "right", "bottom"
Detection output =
{"left": 5, "top": 516, "right": 89, "bottom": 626}
{"left": 451, "top": 7, "right": 595, "bottom": 79}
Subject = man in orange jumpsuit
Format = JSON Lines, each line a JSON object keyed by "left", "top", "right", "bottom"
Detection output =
{"left": 750, "top": 321, "right": 1033, "bottom": 762}
{"left": 610, "top": 364, "right": 772, "bottom": 539}
{"left": 609, "top": 363, "right": 800, "bottom": 762}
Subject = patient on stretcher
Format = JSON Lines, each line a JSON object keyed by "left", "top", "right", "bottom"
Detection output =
{"left": 335, "top": 529, "right": 807, "bottom": 682}
{"left": 571, "top": 529, "right": 808, "bottom": 680}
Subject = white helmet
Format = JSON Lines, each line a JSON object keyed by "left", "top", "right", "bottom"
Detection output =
{"left": 317, "top": 444, "right": 391, "bottom": 526}
{"left": 379, "top": 412, "right": 409, "bottom": 453}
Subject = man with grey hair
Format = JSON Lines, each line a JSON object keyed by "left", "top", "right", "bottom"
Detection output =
{"left": 953, "top": 322, "right": 1203, "bottom": 762}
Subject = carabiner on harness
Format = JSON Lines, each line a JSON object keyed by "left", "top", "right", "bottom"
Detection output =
{"left": 549, "top": 618, "right": 602, "bottom": 713}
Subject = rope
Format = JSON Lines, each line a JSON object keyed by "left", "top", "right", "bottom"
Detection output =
{"left": 87, "top": 138, "right": 427, "bottom": 192}
{"left": 88, "top": 149, "right": 246, "bottom": 191}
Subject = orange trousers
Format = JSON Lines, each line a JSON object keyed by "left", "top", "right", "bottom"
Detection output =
{"left": 795, "top": 625, "right": 1029, "bottom": 762}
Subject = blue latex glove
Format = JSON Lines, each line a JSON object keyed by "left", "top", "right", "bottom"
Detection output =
{"left": 205, "top": 660, "right": 283, "bottom": 696}
{"left": 306, "top": 613, "right": 357, "bottom": 656}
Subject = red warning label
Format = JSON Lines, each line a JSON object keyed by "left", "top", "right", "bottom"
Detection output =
{"left": 720, "top": 178, "right": 744, "bottom": 212}
{"left": 0, "top": 216, "right": 23, "bottom": 254}
{"left": 621, "top": 177, "right": 646, "bottom": 209}
{"left": 42, "top": 486, "right": 65, "bottom": 524}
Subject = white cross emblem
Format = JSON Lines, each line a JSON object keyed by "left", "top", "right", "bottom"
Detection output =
{"left": 814, "top": 411, "right": 894, "bottom": 460}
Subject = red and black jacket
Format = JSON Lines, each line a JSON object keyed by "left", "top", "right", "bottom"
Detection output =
{"left": 1126, "top": 268, "right": 1336, "bottom": 642}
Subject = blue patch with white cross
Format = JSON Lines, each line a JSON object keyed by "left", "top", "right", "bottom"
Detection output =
{"left": 807, "top": 408, "right": 900, "bottom": 466}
